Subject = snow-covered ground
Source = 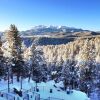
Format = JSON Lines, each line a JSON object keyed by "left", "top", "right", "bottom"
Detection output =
{"left": 0, "top": 78, "right": 89, "bottom": 100}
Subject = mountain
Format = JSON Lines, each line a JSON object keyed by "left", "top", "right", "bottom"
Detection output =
{"left": 20, "top": 25, "right": 88, "bottom": 36}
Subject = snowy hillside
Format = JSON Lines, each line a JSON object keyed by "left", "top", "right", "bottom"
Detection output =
{"left": 0, "top": 78, "right": 89, "bottom": 100}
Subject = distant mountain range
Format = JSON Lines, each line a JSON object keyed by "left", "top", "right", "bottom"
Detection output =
{"left": 20, "top": 25, "right": 89, "bottom": 36}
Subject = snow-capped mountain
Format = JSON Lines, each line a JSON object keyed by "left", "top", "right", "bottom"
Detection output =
{"left": 20, "top": 25, "right": 88, "bottom": 36}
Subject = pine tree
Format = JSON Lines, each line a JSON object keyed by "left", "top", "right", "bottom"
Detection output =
{"left": 61, "top": 60, "right": 78, "bottom": 90}
{"left": 27, "top": 45, "right": 47, "bottom": 83}
{"left": 5, "top": 24, "right": 24, "bottom": 82}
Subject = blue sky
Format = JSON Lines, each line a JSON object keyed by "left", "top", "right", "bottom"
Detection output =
{"left": 0, "top": 0, "right": 100, "bottom": 31}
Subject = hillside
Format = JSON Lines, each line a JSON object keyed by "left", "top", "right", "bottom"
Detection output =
{"left": 21, "top": 31, "right": 100, "bottom": 46}
{"left": 42, "top": 37, "right": 100, "bottom": 63}
{"left": 24, "top": 37, "right": 100, "bottom": 64}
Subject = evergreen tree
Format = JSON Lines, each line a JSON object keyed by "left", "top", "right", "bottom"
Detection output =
{"left": 5, "top": 24, "right": 24, "bottom": 82}
{"left": 28, "top": 44, "right": 47, "bottom": 82}
{"left": 61, "top": 60, "right": 78, "bottom": 90}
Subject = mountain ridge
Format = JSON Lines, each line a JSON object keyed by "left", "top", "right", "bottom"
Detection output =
{"left": 20, "top": 25, "right": 89, "bottom": 36}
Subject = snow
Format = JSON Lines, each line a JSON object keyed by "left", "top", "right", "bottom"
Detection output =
{"left": 0, "top": 97, "right": 6, "bottom": 100}
{"left": 51, "top": 71, "right": 57, "bottom": 75}
{"left": 0, "top": 78, "right": 89, "bottom": 100}
{"left": 1, "top": 41, "right": 12, "bottom": 58}
{"left": 55, "top": 81, "right": 64, "bottom": 88}
{"left": 96, "top": 55, "right": 100, "bottom": 63}
{"left": 38, "top": 83, "right": 88, "bottom": 100}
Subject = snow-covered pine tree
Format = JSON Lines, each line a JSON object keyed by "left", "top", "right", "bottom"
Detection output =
{"left": 5, "top": 24, "right": 25, "bottom": 82}
{"left": 28, "top": 45, "right": 47, "bottom": 82}
{"left": 78, "top": 60, "right": 97, "bottom": 96}
{"left": 61, "top": 60, "right": 78, "bottom": 90}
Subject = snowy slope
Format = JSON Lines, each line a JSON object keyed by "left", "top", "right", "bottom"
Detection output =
{"left": 0, "top": 78, "right": 89, "bottom": 100}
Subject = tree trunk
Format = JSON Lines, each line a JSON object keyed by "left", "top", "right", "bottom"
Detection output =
{"left": 11, "top": 72, "right": 13, "bottom": 84}
{"left": 17, "top": 73, "right": 20, "bottom": 82}
{"left": 28, "top": 73, "right": 31, "bottom": 83}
